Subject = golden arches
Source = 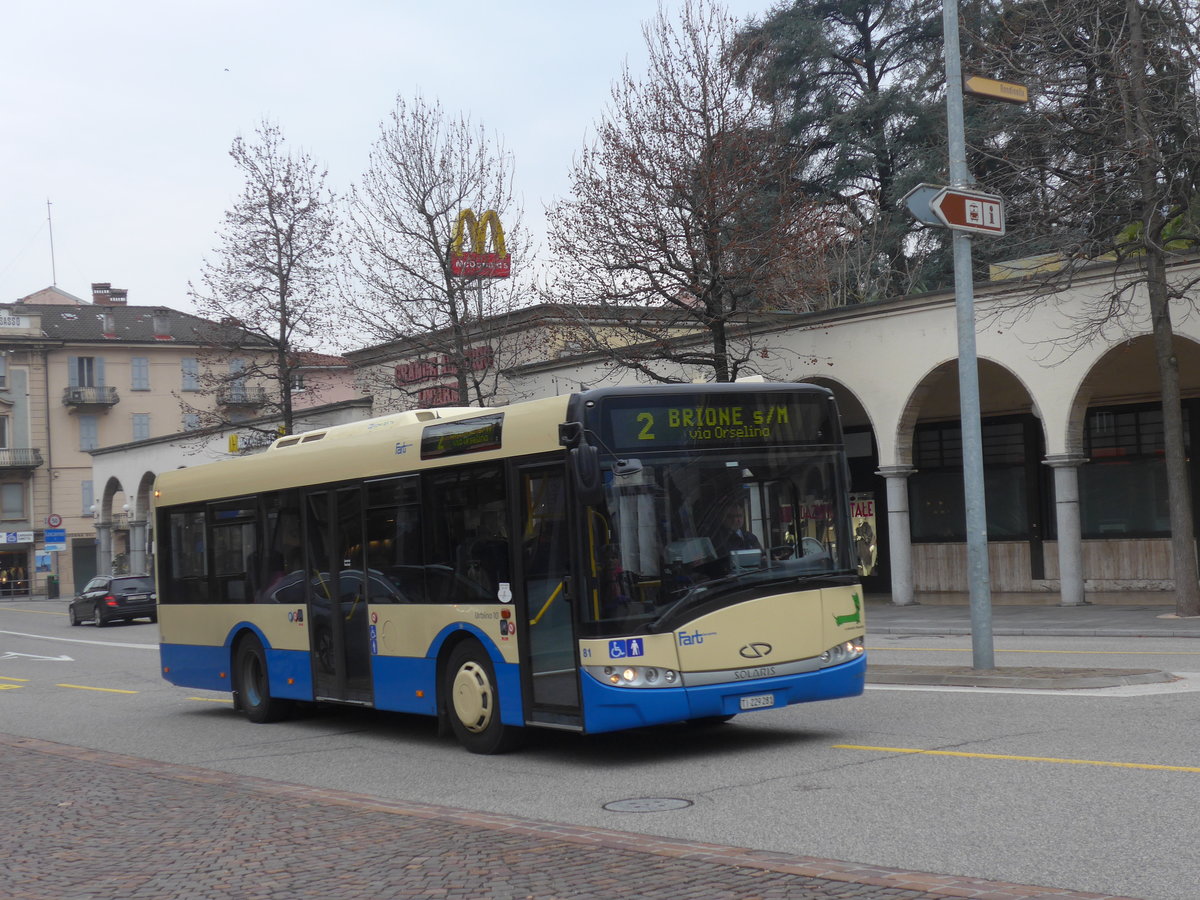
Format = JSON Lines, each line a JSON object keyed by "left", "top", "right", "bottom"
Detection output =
{"left": 451, "top": 209, "right": 507, "bottom": 257}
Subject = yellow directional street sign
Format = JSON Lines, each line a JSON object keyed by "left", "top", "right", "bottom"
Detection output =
{"left": 964, "top": 75, "right": 1028, "bottom": 104}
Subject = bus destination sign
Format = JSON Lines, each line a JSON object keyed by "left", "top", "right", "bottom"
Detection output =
{"left": 601, "top": 395, "right": 829, "bottom": 451}
{"left": 421, "top": 413, "right": 504, "bottom": 460}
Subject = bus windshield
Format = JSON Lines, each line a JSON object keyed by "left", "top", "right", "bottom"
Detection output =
{"left": 582, "top": 446, "right": 853, "bottom": 635}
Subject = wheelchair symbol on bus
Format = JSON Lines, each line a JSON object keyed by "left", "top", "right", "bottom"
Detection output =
{"left": 608, "top": 638, "right": 644, "bottom": 659}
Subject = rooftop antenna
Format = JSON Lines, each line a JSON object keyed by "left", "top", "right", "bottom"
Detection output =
{"left": 46, "top": 198, "right": 58, "bottom": 285}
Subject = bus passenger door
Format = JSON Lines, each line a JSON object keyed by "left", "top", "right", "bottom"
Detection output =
{"left": 305, "top": 487, "right": 374, "bottom": 705}
{"left": 519, "top": 464, "right": 581, "bottom": 725}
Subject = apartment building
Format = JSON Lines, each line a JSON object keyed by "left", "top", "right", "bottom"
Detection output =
{"left": 10, "top": 282, "right": 272, "bottom": 597}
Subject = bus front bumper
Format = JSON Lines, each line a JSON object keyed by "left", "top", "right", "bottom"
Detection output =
{"left": 579, "top": 654, "right": 866, "bottom": 734}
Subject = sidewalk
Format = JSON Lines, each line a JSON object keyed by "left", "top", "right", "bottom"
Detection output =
{"left": 864, "top": 591, "right": 1198, "bottom": 690}
{"left": 0, "top": 733, "right": 1141, "bottom": 900}
{"left": 864, "top": 590, "right": 1200, "bottom": 638}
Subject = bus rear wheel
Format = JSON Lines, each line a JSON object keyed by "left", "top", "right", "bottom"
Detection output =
{"left": 443, "top": 641, "right": 523, "bottom": 754}
{"left": 235, "top": 637, "right": 291, "bottom": 724}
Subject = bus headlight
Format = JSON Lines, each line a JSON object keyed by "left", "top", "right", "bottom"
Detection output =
{"left": 585, "top": 665, "right": 681, "bottom": 688}
{"left": 820, "top": 639, "right": 865, "bottom": 667}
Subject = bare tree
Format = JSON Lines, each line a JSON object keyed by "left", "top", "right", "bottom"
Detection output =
{"left": 545, "top": 0, "right": 842, "bottom": 384}
{"left": 976, "top": 0, "right": 1200, "bottom": 616}
{"left": 188, "top": 119, "right": 341, "bottom": 438}
{"left": 342, "top": 94, "right": 527, "bottom": 410}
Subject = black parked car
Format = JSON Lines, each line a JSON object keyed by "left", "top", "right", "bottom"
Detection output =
{"left": 69, "top": 575, "right": 157, "bottom": 627}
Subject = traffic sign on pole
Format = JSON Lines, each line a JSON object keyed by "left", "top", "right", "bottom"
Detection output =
{"left": 963, "top": 75, "right": 1028, "bottom": 104}
{"left": 930, "top": 187, "right": 1005, "bottom": 236}
{"left": 901, "top": 183, "right": 946, "bottom": 226}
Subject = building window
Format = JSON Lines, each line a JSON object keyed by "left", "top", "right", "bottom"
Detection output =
{"left": 229, "top": 358, "right": 247, "bottom": 401}
{"left": 79, "top": 414, "right": 99, "bottom": 451}
{"left": 0, "top": 355, "right": 8, "bottom": 389}
{"left": 0, "top": 415, "right": 8, "bottom": 449}
{"left": 1079, "top": 404, "right": 1188, "bottom": 537}
{"left": 81, "top": 480, "right": 94, "bottom": 516}
{"left": 131, "top": 357, "right": 150, "bottom": 390}
{"left": 1, "top": 483, "right": 25, "bottom": 519}
{"left": 69, "top": 356, "right": 104, "bottom": 388}
{"left": 183, "top": 413, "right": 201, "bottom": 431}
{"left": 182, "top": 358, "right": 199, "bottom": 391}
{"left": 909, "top": 417, "right": 1043, "bottom": 542}
{"left": 132, "top": 413, "right": 151, "bottom": 442}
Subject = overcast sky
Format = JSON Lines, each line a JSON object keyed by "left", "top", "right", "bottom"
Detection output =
{"left": 3, "top": 0, "right": 775, "bottom": 315}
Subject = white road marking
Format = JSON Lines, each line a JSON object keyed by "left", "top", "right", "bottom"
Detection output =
{"left": 0, "top": 629, "right": 157, "bottom": 650}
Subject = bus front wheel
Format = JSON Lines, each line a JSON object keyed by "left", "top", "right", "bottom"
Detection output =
{"left": 235, "top": 637, "right": 291, "bottom": 724}
{"left": 443, "top": 641, "right": 523, "bottom": 754}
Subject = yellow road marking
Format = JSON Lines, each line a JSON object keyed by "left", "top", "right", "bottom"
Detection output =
{"left": 836, "top": 744, "right": 1200, "bottom": 773}
{"left": 0, "top": 684, "right": 22, "bottom": 690}
{"left": 874, "top": 646, "right": 1200, "bottom": 655}
{"left": 56, "top": 683, "right": 138, "bottom": 695}
{"left": 0, "top": 675, "right": 29, "bottom": 682}
{"left": 188, "top": 696, "right": 233, "bottom": 704}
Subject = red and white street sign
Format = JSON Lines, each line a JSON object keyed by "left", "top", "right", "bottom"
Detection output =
{"left": 930, "top": 187, "right": 1005, "bottom": 236}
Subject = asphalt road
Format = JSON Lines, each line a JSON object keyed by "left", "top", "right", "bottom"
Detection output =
{"left": 4, "top": 598, "right": 1198, "bottom": 900}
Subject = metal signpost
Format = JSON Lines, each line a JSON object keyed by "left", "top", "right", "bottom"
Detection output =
{"left": 942, "top": 1, "right": 994, "bottom": 670}
{"left": 901, "top": 6, "right": 1015, "bottom": 669}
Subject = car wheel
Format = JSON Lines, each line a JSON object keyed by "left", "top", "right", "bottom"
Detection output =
{"left": 149, "top": 613, "right": 158, "bottom": 624}
{"left": 443, "top": 640, "right": 524, "bottom": 754}
{"left": 234, "top": 636, "right": 291, "bottom": 724}
{"left": 69, "top": 606, "right": 81, "bottom": 626}
{"left": 94, "top": 608, "right": 108, "bottom": 627}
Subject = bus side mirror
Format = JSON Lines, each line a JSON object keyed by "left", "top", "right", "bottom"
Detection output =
{"left": 570, "top": 444, "right": 604, "bottom": 506}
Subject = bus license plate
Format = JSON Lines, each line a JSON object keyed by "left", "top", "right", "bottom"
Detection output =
{"left": 739, "top": 693, "right": 774, "bottom": 710}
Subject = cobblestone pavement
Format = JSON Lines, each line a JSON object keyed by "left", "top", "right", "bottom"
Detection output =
{"left": 2, "top": 734, "right": 1139, "bottom": 900}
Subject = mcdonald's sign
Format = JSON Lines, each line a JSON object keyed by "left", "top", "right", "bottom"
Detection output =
{"left": 450, "top": 209, "right": 511, "bottom": 278}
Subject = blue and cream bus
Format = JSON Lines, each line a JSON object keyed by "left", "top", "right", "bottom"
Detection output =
{"left": 154, "top": 383, "right": 865, "bottom": 753}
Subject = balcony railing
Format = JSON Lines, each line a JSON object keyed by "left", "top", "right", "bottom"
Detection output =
{"left": 0, "top": 448, "right": 43, "bottom": 470}
{"left": 216, "top": 385, "right": 268, "bottom": 407}
{"left": 63, "top": 386, "right": 120, "bottom": 407}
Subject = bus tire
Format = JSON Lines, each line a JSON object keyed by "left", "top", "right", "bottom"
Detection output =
{"left": 443, "top": 640, "right": 524, "bottom": 754}
{"left": 234, "top": 636, "right": 291, "bottom": 724}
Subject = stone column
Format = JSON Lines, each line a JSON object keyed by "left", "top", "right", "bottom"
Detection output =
{"left": 95, "top": 521, "right": 113, "bottom": 577}
{"left": 878, "top": 466, "right": 917, "bottom": 606}
{"left": 128, "top": 519, "right": 147, "bottom": 576}
{"left": 1045, "top": 455, "right": 1087, "bottom": 607}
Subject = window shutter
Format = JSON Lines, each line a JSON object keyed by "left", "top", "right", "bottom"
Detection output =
{"left": 67, "top": 357, "right": 79, "bottom": 388}
{"left": 96, "top": 357, "right": 106, "bottom": 387}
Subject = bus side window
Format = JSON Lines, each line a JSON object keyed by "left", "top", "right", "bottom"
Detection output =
{"left": 366, "top": 476, "right": 422, "bottom": 603}
{"left": 260, "top": 490, "right": 302, "bottom": 603}
{"left": 211, "top": 503, "right": 257, "bottom": 603}
{"left": 165, "top": 507, "right": 207, "bottom": 604}
{"left": 426, "top": 464, "right": 506, "bottom": 603}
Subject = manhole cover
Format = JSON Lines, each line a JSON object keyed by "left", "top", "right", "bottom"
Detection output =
{"left": 603, "top": 797, "right": 693, "bottom": 813}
